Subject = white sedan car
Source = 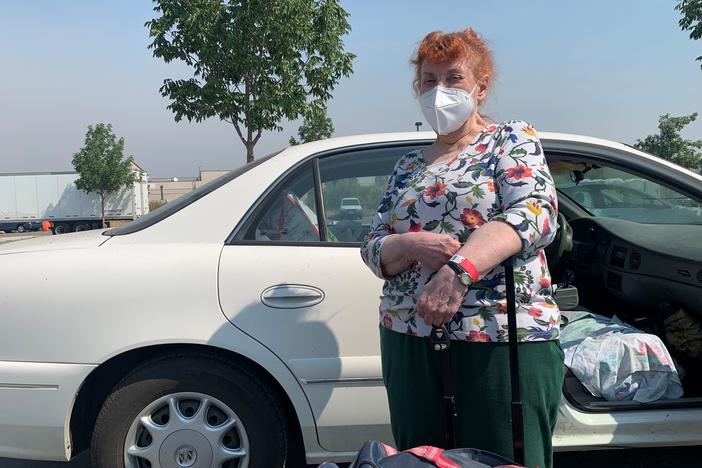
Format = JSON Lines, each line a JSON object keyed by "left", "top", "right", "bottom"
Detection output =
{"left": 1, "top": 132, "right": 701, "bottom": 468}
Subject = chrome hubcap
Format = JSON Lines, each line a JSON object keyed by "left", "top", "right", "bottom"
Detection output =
{"left": 124, "top": 392, "right": 249, "bottom": 468}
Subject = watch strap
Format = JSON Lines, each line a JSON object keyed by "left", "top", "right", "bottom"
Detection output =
{"left": 446, "top": 261, "right": 471, "bottom": 287}
{"left": 446, "top": 260, "right": 465, "bottom": 277}
{"left": 449, "top": 254, "right": 479, "bottom": 282}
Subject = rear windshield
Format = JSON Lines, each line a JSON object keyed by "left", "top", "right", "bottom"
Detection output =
{"left": 104, "top": 150, "right": 281, "bottom": 236}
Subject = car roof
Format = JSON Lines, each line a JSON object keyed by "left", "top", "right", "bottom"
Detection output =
{"left": 275, "top": 130, "right": 702, "bottom": 183}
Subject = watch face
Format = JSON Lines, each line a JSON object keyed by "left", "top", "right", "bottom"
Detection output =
{"left": 459, "top": 273, "right": 472, "bottom": 286}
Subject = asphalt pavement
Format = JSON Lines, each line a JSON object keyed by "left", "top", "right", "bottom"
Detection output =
{"left": 3, "top": 446, "right": 702, "bottom": 467}
{"left": 0, "top": 231, "right": 50, "bottom": 244}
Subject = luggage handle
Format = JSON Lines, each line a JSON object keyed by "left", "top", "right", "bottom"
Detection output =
{"left": 404, "top": 446, "right": 461, "bottom": 468}
{"left": 504, "top": 257, "right": 525, "bottom": 465}
{"left": 429, "top": 257, "right": 524, "bottom": 464}
{"left": 429, "top": 325, "right": 457, "bottom": 449}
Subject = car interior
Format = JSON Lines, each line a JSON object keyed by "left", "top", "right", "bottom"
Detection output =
{"left": 547, "top": 156, "right": 702, "bottom": 412}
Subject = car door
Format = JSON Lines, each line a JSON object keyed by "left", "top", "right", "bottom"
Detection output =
{"left": 545, "top": 145, "right": 702, "bottom": 449}
{"left": 218, "top": 142, "right": 423, "bottom": 451}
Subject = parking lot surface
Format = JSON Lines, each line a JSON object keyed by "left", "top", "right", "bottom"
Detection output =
{"left": 0, "top": 231, "right": 51, "bottom": 244}
{"left": 2, "top": 446, "right": 702, "bottom": 467}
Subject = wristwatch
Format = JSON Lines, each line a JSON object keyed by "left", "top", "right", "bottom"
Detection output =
{"left": 447, "top": 254, "right": 479, "bottom": 287}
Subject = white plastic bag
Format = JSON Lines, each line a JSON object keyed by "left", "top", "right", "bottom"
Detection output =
{"left": 560, "top": 312, "right": 683, "bottom": 402}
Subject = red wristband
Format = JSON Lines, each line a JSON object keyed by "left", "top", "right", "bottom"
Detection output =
{"left": 449, "top": 254, "right": 479, "bottom": 282}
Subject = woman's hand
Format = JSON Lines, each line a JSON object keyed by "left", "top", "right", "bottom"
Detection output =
{"left": 415, "top": 265, "right": 467, "bottom": 326}
{"left": 406, "top": 232, "right": 461, "bottom": 270}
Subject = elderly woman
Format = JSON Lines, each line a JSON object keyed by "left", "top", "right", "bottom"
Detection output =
{"left": 360, "top": 29, "right": 564, "bottom": 468}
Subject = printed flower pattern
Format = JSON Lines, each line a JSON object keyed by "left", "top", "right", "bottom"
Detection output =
{"left": 360, "top": 120, "right": 560, "bottom": 342}
{"left": 425, "top": 181, "right": 447, "bottom": 199}
{"left": 505, "top": 165, "right": 532, "bottom": 180}
{"left": 460, "top": 208, "right": 486, "bottom": 228}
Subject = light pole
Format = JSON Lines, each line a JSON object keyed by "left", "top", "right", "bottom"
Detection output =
{"left": 415, "top": 121, "right": 423, "bottom": 132}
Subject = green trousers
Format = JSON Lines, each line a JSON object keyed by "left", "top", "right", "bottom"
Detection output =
{"left": 380, "top": 326, "right": 564, "bottom": 468}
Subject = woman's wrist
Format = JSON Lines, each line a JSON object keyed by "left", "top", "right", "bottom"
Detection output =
{"left": 439, "top": 264, "right": 469, "bottom": 292}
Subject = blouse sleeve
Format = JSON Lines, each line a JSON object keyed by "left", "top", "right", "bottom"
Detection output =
{"left": 359, "top": 154, "right": 409, "bottom": 279}
{"left": 490, "top": 121, "right": 558, "bottom": 253}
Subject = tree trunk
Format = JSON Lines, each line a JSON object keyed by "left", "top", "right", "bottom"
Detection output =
{"left": 231, "top": 110, "right": 261, "bottom": 164}
{"left": 246, "top": 141, "right": 254, "bottom": 164}
{"left": 246, "top": 126, "right": 254, "bottom": 163}
{"left": 101, "top": 194, "right": 106, "bottom": 229}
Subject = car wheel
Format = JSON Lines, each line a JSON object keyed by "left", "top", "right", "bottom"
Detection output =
{"left": 74, "top": 223, "right": 89, "bottom": 232}
{"left": 53, "top": 223, "right": 69, "bottom": 234}
{"left": 90, "top": 353, "right": 289, "bottom": 468}
{"left": 16, "top": 225, "right": 26, "bottom": 233}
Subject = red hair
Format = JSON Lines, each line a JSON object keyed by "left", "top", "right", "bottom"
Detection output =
{"left": 411, "top": 28, "right": 495, "bottom": 96}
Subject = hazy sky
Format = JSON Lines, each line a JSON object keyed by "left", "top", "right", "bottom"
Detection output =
{"left": 1, "top": 0, "right": 701, "bottom": 178}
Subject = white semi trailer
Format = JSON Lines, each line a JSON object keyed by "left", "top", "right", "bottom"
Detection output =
{"left": 0, "top": 171, "right": 149, "bottom": 234}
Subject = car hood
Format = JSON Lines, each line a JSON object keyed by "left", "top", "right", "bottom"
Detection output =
{"left": 0, "top": 230, "right": 111, "bottom": 255}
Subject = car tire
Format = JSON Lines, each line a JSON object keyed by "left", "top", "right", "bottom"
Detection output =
{"left": 90, "top": 353, "right": 289, "bottom": 468}
{"left": 16, "top": 225, "right": 26, "bottom": 233}
{"left": 53, "top": 223, "right": 69, "bottom": 235}
{"left": 74, "top": 223, "right": 89, "bottom": 232}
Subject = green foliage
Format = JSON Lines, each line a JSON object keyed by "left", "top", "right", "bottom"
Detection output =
{"left": 146, "top": 0, "right": 354, "bottom": 163}
{"left": 289, "top": 106, "right": 334, "bottom": 145}
{"left": 72, "top": 123, "right": 137, "bottom": 227}
{"left": 634, "top": 113, "right": 702, "bottom": 169}
{"left": 676, "top": 0, "right": 702, "bottom": 68}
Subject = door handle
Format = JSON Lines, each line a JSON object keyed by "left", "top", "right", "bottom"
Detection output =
{"left": 260, "top": 285, "right": 325, "bottom": 309}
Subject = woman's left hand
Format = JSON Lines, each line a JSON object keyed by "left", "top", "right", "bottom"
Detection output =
{"left": 415, "top": 265, "right": 468, "bottom": 326}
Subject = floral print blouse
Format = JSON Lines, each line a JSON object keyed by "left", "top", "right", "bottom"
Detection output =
{"left": 360, "top": 120, "right": 560, "bottom": 342}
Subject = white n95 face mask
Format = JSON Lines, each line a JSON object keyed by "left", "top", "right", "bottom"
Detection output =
{"left": 420, "top": 85, "right": 477, "bottom": 135}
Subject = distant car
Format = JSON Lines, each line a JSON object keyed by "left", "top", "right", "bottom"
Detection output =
{"left": 339, "top": 197, "right": 363, "bottom": 219}
{"left": 0, "top": 132, "right": 701, "bottom": 467}
{"left": 0, "top": 221, "right": 42, "bottom": 233}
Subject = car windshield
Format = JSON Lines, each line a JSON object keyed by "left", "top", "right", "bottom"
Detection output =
{"left": 550, "top": 160, "right": 702, "bottom": 225}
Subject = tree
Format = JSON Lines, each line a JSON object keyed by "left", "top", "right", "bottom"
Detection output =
{"left": 676, "top": 0, "right": 702, "bottom": 68}
{"left": 289, "top": 106, "right": 334, "bottom": 145}
{"left": 146, "top": 0, "right": 354, "bottom": 163}
{"left": 634, "top": 113, "right": 702, "bottom": 170}
{"left": 72, "top": 124, "right": 137, "bottom": 228}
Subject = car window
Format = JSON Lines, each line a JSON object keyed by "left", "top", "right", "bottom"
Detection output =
{"left": 318, "top": 146, "right": 417, "bottom": 243}
{"left": 238, "top": 162, "right": 322, "bottom": 242}
{"left": 234, "top": 144, "right": 426, "bottom": 244}
{"left": 551, "top": 160, "right": 702, "bottom": 224}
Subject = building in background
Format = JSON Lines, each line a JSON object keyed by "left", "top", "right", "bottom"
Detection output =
{"left": 149, "top": 169, "right": 230, "bottom": 204}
